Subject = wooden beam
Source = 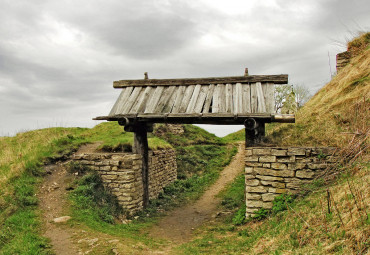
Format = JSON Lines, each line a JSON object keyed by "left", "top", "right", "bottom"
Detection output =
{"left": 94, "top": 113, "right": 295, "bottom": 124}
{"left": 113, "top": 75, "right": 288, "bottom": 87}
{"left": 133, "top": 123, "right": 149, "bottom": 208}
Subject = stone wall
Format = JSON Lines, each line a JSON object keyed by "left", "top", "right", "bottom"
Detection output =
{"left": 73, "top": 148, "right": 177, "bottom": 215}
{"left": 154, "top": 124, "right": 185, "bottom": 136}
{"left": 148, "top": 149, "right": 177, "bottom": 199}
{"left": 245, "top": 147, "right": 338, "bottom": 217}
{"left": 336, "top": 51, "right": 351, "bottom": 72}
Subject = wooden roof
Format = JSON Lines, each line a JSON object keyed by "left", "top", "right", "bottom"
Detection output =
{"left": 95, "top": 73, "right": 294, "bottom": 125}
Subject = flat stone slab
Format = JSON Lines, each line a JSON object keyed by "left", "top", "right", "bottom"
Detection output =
{"left": 53, "top": 216, "right": 72, "bottom": 223}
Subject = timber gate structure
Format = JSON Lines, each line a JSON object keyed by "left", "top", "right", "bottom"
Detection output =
{"left": 95, "top": 69, "right": 295, "bottom": 208}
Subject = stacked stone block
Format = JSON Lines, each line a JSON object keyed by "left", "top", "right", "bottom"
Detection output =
{"left": 336, "top": 51, "right": 351, "bottom": 72}
{"left": 148, "top": 149, "right": 177, "bottom": 199}
{"left": 73, "top": 148, "right": 177, "bottom": 215}
{"left": 245, "top": 147, "right": 338, "bottom": 217}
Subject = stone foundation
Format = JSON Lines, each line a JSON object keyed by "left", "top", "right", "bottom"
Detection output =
{"left": 336, "top": 51, "right": 351, "bottom": 72}
{"left": 73, "top": 148, "right": 177, "bottom": 215}
{"left": 245, "top": 147, "right": 338, "bottom": 217}
{"left": 154, "top": 124, "right": 185, "bottom": 136}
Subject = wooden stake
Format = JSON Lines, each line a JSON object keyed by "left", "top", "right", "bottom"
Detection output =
{"left": 133, "top": 123, "right": 149, "bottom": 208}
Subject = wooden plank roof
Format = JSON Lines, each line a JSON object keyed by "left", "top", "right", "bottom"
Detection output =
{"left": 95, "top": 73, "right": 294, "bottom": 124}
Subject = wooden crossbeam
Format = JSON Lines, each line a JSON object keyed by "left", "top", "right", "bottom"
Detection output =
{"left": 113, "top": 75, "right": 288, "bottom": 88}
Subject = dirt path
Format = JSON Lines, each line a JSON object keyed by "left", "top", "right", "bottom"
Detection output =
{"left": 149, "top": 142, "right": 245, "bottom": 243}
{"left": 38, "top": 143, "right": 101, "bottom": 255}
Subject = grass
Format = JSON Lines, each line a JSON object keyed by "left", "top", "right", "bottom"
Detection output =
{"left": 0, "top": 120, "right": 238, "bottom": 253}
{"left": 268, "top": 33, "right": 369, "bottom": 148}
{"left": 1, "top": 32, "right": 368, "bottom": 254}
{"left": 65, "top": 124, "right": 238, "bottom": 246}
{"left": 176, "top": 32, "right": 370, "bottom": 255}
{"left": 178, "top": 160, "right": 369, "bottom": 254}
{"left": 0, "top": 122, "right": 171, "bottom": 253}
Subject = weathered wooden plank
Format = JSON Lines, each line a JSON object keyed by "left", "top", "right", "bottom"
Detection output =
{"left": 179, "top": 85, "right": 195, "bottom": 113}
{"left": 225, "top": 84, "right": 233, "bottom": 113}
{"left": 193, "top": 85, "right": 209, "bottom": 113}
{"left": 162, "top": 86, "right": 179, "bottom": 113}
{"left": 113, "top": 74, "right": 288, "bottom": 87}
{"left": 134, "top": 86, "right": 152, "bottom": 113}
{"left": 241, "top": 84, "right": 251, "bottom": 113}
{"left": 171, "top": 86, "right": 186, "bottom": 113}
{"left": 133, "top": 124, "right": 149, "bottom": 208}
{"left": 236, "top": 83, "right": 243, "bottom": 114}
{"left": 130, "top": 86, "right": 149, "bottom": 113}
{"left": 256, "top": 82, "right": 266, "bottom": 113}
{"left": 202, "top": 84, "right": 215, "bottom": 113}
{"left": 111, "top": 87, "right": 133, "bottom": 115}
{"left": 109, "top": 87, "right": 127, "bottom": 116}
{"left": 262, "top": 82, "right": 275, "bottom": 113}
{"left": 232, "top": 84, "right": 238, "bottom": 114}
{"left": 250, "top": 83, "right": 257, "bottom": 113}
{"left": 120, "top": 86, "right": 142, "bottom": 114}
{"left": 144, "top": 86, "right": 165, "bottom": 113}
{"left": 186, "top": 84, "right": 201, "bottom": 113}
{"left": 212, "top": 84, "right": 220, "bottom": 113}
{"left": 154, "top": 86, "right": 176, "bottom": 113}
{"left": 218, "top": 84, "right": 226, "bottom": 113}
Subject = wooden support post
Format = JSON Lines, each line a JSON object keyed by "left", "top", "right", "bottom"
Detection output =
{"left": 244, "top": 118, "right": 265, "bottom": 147}
{"left": 133, "top": 123, "right": 149, "bottom": 208}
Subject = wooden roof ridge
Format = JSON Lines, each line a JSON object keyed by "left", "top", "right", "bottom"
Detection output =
{"left": 95, "top": 69, "right": 294, "bottom": 124}
{"left": 113, "top": 74, "right": 288, "bottom": 88}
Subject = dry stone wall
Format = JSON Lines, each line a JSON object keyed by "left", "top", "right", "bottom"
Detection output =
{"left": 336, "top": 51, "right": 351, "bottom": 72}
{"left": 245, "top": 147, "right": 338, "bottom": 217}
{"left": 73, "top": 148, "right": 177, "bottom": 215}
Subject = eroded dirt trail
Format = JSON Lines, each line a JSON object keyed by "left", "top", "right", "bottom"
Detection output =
{"left": 149, "top": 142, "right": 245, "bottom": 243}
{"left": 38, "top": 163, "right": 78, "bottom": 255}
{"left": 38, "top": 143, "right": 102, "bottom": 255}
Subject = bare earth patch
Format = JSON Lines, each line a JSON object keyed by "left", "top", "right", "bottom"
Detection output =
{"left": 38, "top": 143, "right": 101, "bottom": 255}
{"left": 38, "top": 142, "right": 244, "bottom": 254}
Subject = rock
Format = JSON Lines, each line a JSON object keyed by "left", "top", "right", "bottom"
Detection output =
{"left": 88, "top": 238, "right": 99, "bottom": 246}
{"left": 262, "top": 193, "right": 277, "bottom": 202}
{"left": 259, "top": 156, "right": 276, "bottom": 163}
{"left": 53, "top": 216, "right": 72, "bottom": 223}
{"left": 271, "top": 149, "right": 287, "bottom": 156}
{"left": 252, "top": 148, "right": 272, "bottom": 155}
{"left": 287, "top": 148, "right": 306, "bottom": 156}
{"left": 245, "top": 179, "right": 260, "bottom": 186}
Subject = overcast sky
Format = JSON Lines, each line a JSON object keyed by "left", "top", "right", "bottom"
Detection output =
{"left": 0, "top": 0, "right": 369, "bottom": 137}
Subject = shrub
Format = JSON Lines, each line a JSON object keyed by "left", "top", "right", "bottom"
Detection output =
{"left": 271, "top": 194, "right": 295, "bottom": 215}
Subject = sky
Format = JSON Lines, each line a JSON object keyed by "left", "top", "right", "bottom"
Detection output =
{"left": 0, "top": 0, "right": 369, "bottom": 137}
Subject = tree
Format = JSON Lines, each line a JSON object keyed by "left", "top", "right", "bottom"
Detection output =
{"left": 294, "top": 84, "right": 311, "bottom": 108}
{"left": 274, "top": 84, "right": 311, "bottom": 113}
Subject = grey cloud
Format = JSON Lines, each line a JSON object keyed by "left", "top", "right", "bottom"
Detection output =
{"left": 47, "top": 0, "right": 202, "bottom": 59}
{"left": 0, "top": 0, "right": 369, "bottom": 136}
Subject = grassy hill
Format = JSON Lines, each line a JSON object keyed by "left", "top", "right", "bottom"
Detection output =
{"left": 0, "top": 33, "right": 368, "bottom": 255}
{"left": 0, "top": 122, "right": 236, "bottom": 254}
{"left": 0, "top": 122, "right": 174, "bottom": 253}
{"left": 178, "top": 33, "right": 369, "bottom": 254}
{"left": 268, "top": 32, "right": 369, "bottom": 148}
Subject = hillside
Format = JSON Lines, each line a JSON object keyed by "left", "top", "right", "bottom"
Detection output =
{"left": 0, "top": 33, "right": 368, "bottom": 255}
{"left": 182, "top": 33, "right": 369, "bottom": 254}
{"left": 0, "top": 122, "right": 237, "bottom": 254}
{"left": 268, "top": 32, "right": 369, "bottom": 148}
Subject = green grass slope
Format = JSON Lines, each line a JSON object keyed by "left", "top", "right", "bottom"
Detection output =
{"left": 0, "top": 122, "right": 172, "bottom": 254}
{"left": 177, "top": 32, "right": 370, "bottom": 255}
{"left": 0, "top": 122, "right": 236, "bottom": 254}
